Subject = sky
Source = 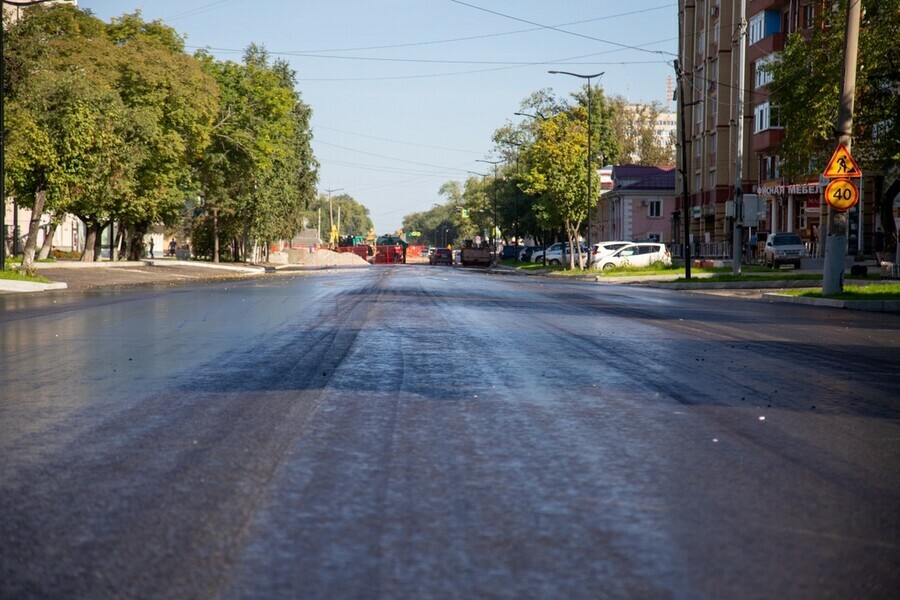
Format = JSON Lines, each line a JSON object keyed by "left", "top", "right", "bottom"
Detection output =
{"left": 78, "top": 0, "right": 679, "bottom": 235}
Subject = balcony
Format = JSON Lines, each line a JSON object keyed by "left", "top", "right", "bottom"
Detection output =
{"left": 751, "top": 128, "right": 785, "bottom": 153}
{"left": 750, "top": 0, "right": 786, "bottom": 12}
{"left": 748, "top": 32, "right": 785, "bottom": 62}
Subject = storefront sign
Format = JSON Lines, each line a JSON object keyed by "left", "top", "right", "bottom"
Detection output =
{"left": 755, "top": 183, "right": 820, "bottom": 196}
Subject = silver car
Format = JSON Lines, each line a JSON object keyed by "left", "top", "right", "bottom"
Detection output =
{"left": 764, "top": 233, "right": 806, "bottom": 268}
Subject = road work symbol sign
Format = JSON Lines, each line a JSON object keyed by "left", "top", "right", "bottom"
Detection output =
{"left": 823, "top": 143, "right": 861, "bottom": 178}
{"left": 824, "top": 178, "right": 859, "bottom": 212}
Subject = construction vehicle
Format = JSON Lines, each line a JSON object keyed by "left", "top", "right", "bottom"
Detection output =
{"left": 460, "top": 239, "right": 492, "bottom": 267}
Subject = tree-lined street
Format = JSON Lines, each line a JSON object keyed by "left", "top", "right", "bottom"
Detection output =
{"left": 2, "top": 268, "right": 898, "bottom": 598}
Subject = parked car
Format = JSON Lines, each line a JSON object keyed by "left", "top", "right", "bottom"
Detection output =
{"left": 518, "top": 246, "right": 541, "bottom": 262}
{"left": 499, "top": 245, "right": 521, "bottom": 261}
{"left": 430, "top": 248, "right": 454, "bottom": 265}
{"left": 531, "top": 242, "right": 588, "bottom": 265}
{"left": 764, "top": 232, "right": 806, "bottom": 268}
{"left": 589, "top": 241, "right": 631, "bottom": 268}
{"left": 596, "top": 242, "right": 672, "bottom": 270}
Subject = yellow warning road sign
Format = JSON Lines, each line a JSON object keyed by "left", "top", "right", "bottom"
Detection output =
{"left": 823, "top": 143, "right": 862, "bottom": 178}
{"left": 824, "top": 178, "right": 859, "bottom": 211}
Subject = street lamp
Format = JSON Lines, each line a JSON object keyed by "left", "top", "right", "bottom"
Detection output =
{"left": 514, "top": 111, "right": 548, "bottom": 121}
{"left": 549, "top": 70, "right": 604, "bottom": 269}
{"left": 476, "top": 158, "right": 502, "bottom": 255}
{"left": 500, "top": 138, "right": 523, "bottom": 262}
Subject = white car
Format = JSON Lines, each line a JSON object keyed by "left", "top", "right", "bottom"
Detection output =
{"left": 589, "top": 241, "right": 631, "bottom": 268}
{"left": 764, "top": 232, "right": 806, "bottom": 268}
{"left": 596, "top": 242, "right": 672, "bottom": 270}
{"left": 537, "top": 242, "right": 588, "bottom": 266}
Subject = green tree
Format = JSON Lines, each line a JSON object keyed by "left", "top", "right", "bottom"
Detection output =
{"left": 306, "top": 193, "right": 373, "bottom": 242}
{"left": 609, "top": 96, "right": 674, "bottom": 166}
{"left": 194, "top": 46, "right": 316, "bottom": 262}
{"left": 4, "top": 6, "right": 219, "bottom": 263}
{"left": 520, "top": 112, "right": 592, "bottom": 269}
{"left": 402, "top": 202, "right": 460, "bottom": 248}
{"left": 108, "top": 23, "right": 219, "bottom": 260}
{"left": 767, "top": 0, "right": 900, "bottom": 247}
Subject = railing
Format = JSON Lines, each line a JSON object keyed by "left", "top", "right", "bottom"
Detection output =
{"left": 669, "top": 242, "right": 732, "bottom": 259}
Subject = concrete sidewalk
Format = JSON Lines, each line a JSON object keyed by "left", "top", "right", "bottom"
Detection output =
{"left": 1, "top": 259, "right": 270, "bottom": 293}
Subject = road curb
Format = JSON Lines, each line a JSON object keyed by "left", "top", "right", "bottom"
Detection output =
{"left": 761, "top": 293, "right": 900, "bottom": 313}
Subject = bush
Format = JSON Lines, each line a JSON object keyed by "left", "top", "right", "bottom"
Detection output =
{"left": 50, "top": 249, "right": 81, "bottom": 260}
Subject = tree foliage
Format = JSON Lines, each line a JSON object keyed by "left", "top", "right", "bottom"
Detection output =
{"left": 4, "top": 5, "right": 320, "bottom": 265}
{"left": 768, "top": 0, "right": 900, "bottom": 175}
{"left": 520, "top": 112, "right": 592, "bottom": 268}
{"left": 193, "top": 45, "right": 318, "bottom": 261}
{"left": 608, "top": 96, "right": 675, "bottom": 166}
{"left": 767, "top": 0, "right": 900, "bottom": 249}
{"left": 306, "top": 193, "right": 373, "bottom": 241}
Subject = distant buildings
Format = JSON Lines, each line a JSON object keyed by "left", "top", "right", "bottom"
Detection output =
{"left": 597, "top": 166, "right": 677, "bottom": 244}
{"left": 3, "top": 0, "right": 77, "bottom": 22}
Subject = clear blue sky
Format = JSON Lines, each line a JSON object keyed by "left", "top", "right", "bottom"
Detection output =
{"left": 79, "top": 0, "right": 678, "bottom": 234}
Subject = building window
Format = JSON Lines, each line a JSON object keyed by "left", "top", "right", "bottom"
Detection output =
{"left": 754, "top": 101, "right": 783, "bottom": 133}
{"left": 648, "top": 200, "right": 662, "bottom": 218}
{"left": 755, "top": 55, "right": 776, "bottom": 89}
{"left": 749, "top": 10, "right": 780, "bottom": 45}
{"left": 803, "top": 3, "right": 814, "bottom": 28}
{"left": 709, "top": 169, "right": 717, "bottom": 189}
{"left": 646, "top": 232, "right": 662, "bottom": 243}
{"left": 749, "top": 12, "right": 766, "bottom": 44}
{"left": 694, "top": 172, "right": 702, "bottom": 192}
{"left": 707, "top": 59, "right": 718, "bottom": 92}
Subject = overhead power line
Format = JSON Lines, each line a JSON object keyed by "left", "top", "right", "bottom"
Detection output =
{"left": 287, "top": 4, "right": 674, "bottom": 54}
{"left": 448, "top": 0, "right": 678, "bottom": 57}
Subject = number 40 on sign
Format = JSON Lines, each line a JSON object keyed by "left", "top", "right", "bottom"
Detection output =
{"left": 824, "top": 178, "right": 858, "bottom": 211}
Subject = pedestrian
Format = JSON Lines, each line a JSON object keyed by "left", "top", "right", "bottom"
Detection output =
{"left": 169, "top": 239, "right": 177, "bottom": 257}
{"left": 148, "top": 237, "right": 154, "bottom": 259}
{"left": 874, "top": 226, "right": 885, "bottom": 265}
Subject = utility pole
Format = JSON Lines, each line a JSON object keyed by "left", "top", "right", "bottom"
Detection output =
{"left": 822, "top": 0, "right": 861, "bottom": 295}
{"left": 732, "top": 1, "right": 748, "bottom": 276}
{"left": 674, "top": 58, "right": 692, "bottom": 280}
{"left": 325, "top": 187, "right": 342, "bottom": 249}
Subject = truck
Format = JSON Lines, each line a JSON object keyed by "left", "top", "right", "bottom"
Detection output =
{"left": 459, "top": 239, "right": 492, "bottom": 267}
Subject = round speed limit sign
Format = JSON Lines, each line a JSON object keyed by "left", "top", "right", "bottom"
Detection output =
{"left": 825, "top": 178, "right": 858, "bottom": 211}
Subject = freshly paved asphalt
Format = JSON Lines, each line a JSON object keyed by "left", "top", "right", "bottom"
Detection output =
{"left": 2, "top": 258, "right": 898, "bottom": 314}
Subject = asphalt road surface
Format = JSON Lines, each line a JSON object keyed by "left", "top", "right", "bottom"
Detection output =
{"left": 1, "top": 266, "right": 899, "bottom": 599}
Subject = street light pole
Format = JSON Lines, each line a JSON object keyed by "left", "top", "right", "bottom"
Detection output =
{"left": 549, "top": 70, "right": 604, "bottom": 269}
{"left": 476, "top": 158, "right": 502, "bottom": 258}
{"left": 499, "top": 138, "right": 523, "bottom": 263}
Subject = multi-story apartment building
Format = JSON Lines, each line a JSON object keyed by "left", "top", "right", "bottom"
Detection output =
{"left": 676, "top": 0, "right": 749, "bottom": 256}
{"left": 747, "top": 0, "right": 823, "bottom": 248}
{"left": 678, "top": 1, "right": 883, "bottom": 259}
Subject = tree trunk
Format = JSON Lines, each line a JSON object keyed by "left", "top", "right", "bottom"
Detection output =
{"left": 212, "top": 207, "right": 219, "bottom": 263}
{"left": 566, "top": 228, "right": 577, "bottom": 270}
{"left": 115, "top": 225, "right": 125, "bottom": 260}
{"left": 80, "top": 221, "right": 98, "bottom": 262}
{"left": 21, "top": 189, "right": 47, "bottom": 272}
{"left": 38, "top": 221, "right": 57, "bottom": 260}
{"left": 93, "top": 225, "right": 103, "bottom": 261}
{"left": 128, "top": 223, "right": 147, "bottom": 261}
